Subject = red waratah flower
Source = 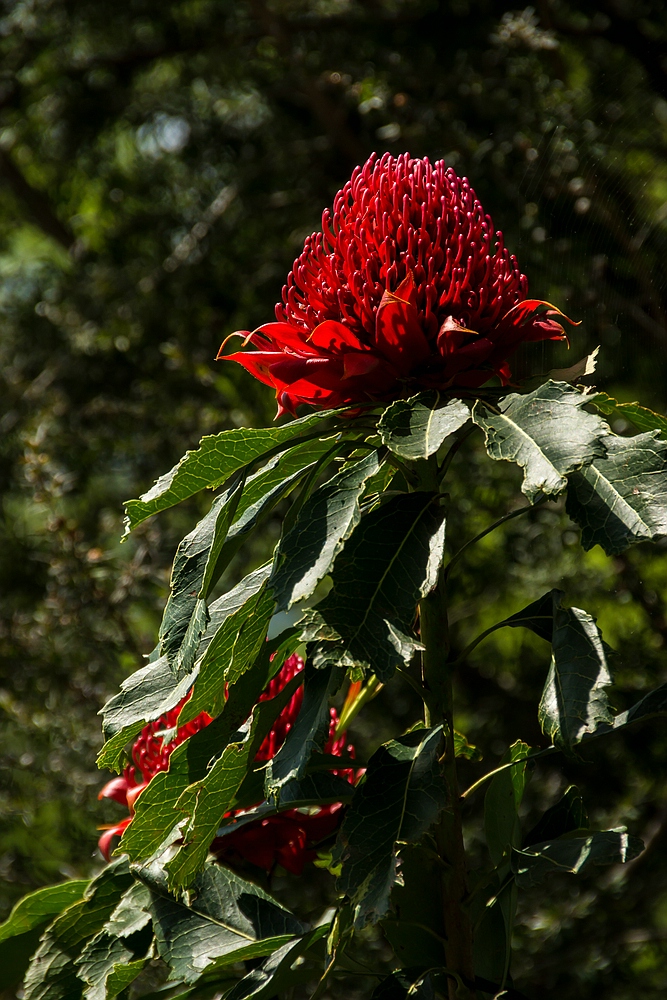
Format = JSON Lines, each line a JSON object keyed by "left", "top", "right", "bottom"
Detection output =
{"left": 98, "top": 654, "right": 356, "bottom": 874}
{"left": 219, "top": 152, "right": 574, "bottom": 416}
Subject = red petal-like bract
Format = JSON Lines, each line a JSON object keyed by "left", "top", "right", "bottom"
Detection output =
{"left": 98, "top": 654, "right": 356, "bottom": 874}
{"left": 221, "top": 152, "right": 572, "bottom": 414}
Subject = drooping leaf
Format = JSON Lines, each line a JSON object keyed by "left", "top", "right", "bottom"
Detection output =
{"left": 378, "top": 392, "right": 470, "bottom": 460}
{"left": 472, "top": 381, "right": 609, "bottom": 503}
{"left": 484, "top": 741, "right": 532, "bottom": 867}
{"left": 74, "top": 930, "right": 136, "bottom": 1000}
{"left": 265, "top": 662, "right": 343, "bottom": 802}
{"left": 0, "top": 881, "right": 89, "bottom": 991}
{"left": 124, "top": 410, "right": 346, "bottom": 533}
{"left": 334, "top": 726, "right": 447, "bottom": 927}
{"left": 165, "top": 674, "right": 303, "bottom": 889}
{"left": 523, "top": 786, "right": 588, "bottom": 848}
{"left": 23, "top": 860, "right": 134, "bottom": 1000}
{"left": 158, "top": 476, "right": 244, "bottom": 667}
{"left": 566, "top": 431, "right": 667, "bottom": 555}
{"left": 592, "top": 391, "right": 667, "bottom": 437}
{"left": 510, "top": 829, "right": 644, "bottom": 887}
{"left": 538, "top": 599, "right": 614, "bottom": 751}
{"left": 119, "top": 672, "right": 301, "bottom": 871}
{"left": 302, "top": 492, "right": 446, "bottom": 681}
{"left": 270, "top": 450, "right": 380, "bottom": 612}
{"left": 453, "top": 730, "right": 482, "bottom": 760}
{"left": 135, "top": 861, "right": 303, "bottom": 985}
{"left": 223, "top": 926, "right": 327, "bottom": 1000}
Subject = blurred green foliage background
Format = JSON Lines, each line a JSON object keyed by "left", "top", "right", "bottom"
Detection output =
{"left": 1, "top": 1, "right": 667, "bottom": 996}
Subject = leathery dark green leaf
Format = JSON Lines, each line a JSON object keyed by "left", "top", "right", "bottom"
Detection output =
{"left": 123, "top": 409, "right": 347, "bottom": 533}
{"left": 566, "top": 430, "right": 667, "bottom": 555}
{"left": 223, "top": 925, "right": 328, "bottom": 1000}
{"left": 334, "top": 726, "right": 447, "bottom": 928}
{"left": 301, "top": 492, "right": 446, "bottom": 680}
{"left": 510, "top": 829, "right": 644, "bottom": 887}
{"left": 378, "top": 391, "right": 470, "bottom": 460}
{"left": 472, "top": 381, "right": 609, "bottom": 502}
{"left": 134, "top": 861, "right": 303, "bottom": 985}
{"left": 270, "top": 449, "right": 380, "bottom": 612}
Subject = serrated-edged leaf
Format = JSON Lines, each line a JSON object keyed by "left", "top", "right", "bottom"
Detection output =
{"left": 165, "top": 675, "right": 300, "bottom": 889}
{"left": 135, "top": 861, "right": 303, "bottom": 985}
{"left": 334, "top": 726, "right": 447, "bottom": 928}
{"left": 159, "top": 477, "right": 244, "bottom": 666}
{"left": 74, "top": 930, "right": 135, "bottom": 1000}
{"left": 178, "top": 580, "right": 276, "bottom": 724}
{"left": 0, "top": 881, "right": 90, "bottom": 991}
{"left": 23, "top": 860, "right": 133, "bottom": 1000}
{"left": 592, "top": 392, "right": 667, "bottom": 437}
{"left": 538, "top": 599, "right": 614, "bottom": 751}
{"left": 378, "top": 392, "right": 470, "bottom": 460}
{"left": 270, "top": 450, "right": 380, "bottom": 612}
{"left": 265, "top": 662, "right": 343, "bottom": 802}
{"left": 302, "top": 492, "right": 446, "bottom": 681}
{"left": 566, "top": 431, "right": 667, "bottom": 554}
{"left": 484, "top": 741, "right": 531, "bottom": 867}
{"left": 473, "top": 381, "right": 609, "bottom": 503}
{"left": 120, "top": 673, "right": 301, "bottom": 874}
{"left": 124, "top": 410, "right": 346, "bottom": 533}
{"left": 105, "top": 882, "right": 152, "bottom": 938}
{"left": 224, "top": 926, "right": 327, "bottom": 1000}
{"left": 0, "top": 881, "right": 89, "bottom": 944}
{"left": 523, "top": 786, "right": 588, "bottom": 848}
{"left": 510, "top": 829, "right": 644, "bottom": 887}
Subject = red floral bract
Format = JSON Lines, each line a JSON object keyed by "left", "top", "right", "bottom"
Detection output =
{"left": 220, "top": 152, "right": 573, "bottom": 416}
{"left": 98, "top": 654, "right": 356, "bottom": 874}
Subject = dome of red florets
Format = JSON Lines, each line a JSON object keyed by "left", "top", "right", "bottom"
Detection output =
{"left": 221, "top": 152, "right": 572, "bottom": 416}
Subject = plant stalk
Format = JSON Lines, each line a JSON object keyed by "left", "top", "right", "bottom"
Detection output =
{"left": 420, "top": 572, "right": 476, "bottom": 1000}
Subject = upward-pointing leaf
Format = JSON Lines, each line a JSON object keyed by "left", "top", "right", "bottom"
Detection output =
{"left": 302, "top": 492, "right": 446, "bottom": 681}
{"left": 136, "top": 861, "right": 303, "bottom": 985}
{"left": 566, "top": 431, "right": 667, "bottom": 555}
{"left": 538, "top": 596, "right": 614, "bottom": 752}
{"left": 473, "top": 381, "right": 609, "bottom": 503}
{"left": 334, "top": 726, "right": 447, "bottom": 928}
{"left": 378, "top": 392, "right": 470, "bottom": 460}
{"left": 124, "top": 409, "right": 347, "bottom": 533}
{"left": 592, "top": 392, "right": 667, "bottom": 437}
{"left": 270, "top": 450, "right": 380, "bottom": 612}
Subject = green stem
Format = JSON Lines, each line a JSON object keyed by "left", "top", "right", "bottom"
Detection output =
{"left": 444, "top": 496, "right": 546, "bottom": 582}
{"left": 420, "top": 575, "right": 476, "bottom": 1000}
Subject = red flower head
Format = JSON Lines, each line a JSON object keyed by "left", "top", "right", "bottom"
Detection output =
{"left": 220, "top": 152, "right": 573, "bottom": 416}
{"left": 98, "top": 654, "right": 357, "bottom": 874}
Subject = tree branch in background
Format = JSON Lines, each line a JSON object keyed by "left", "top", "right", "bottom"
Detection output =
{"left": 0, "top": 150, "right": 74, "bottom": 250}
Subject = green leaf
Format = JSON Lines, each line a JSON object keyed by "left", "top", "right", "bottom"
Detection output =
{"left": 582, "top": 680, "right": 667, "bottom": 743}
{"left": 371, "top": 969, "right": 436, "bottom": 999}
{"left": 124, "top": 410, "right": 346, "bottom": 533}
{"left": 0, "top": 881, "right": 89, "bottom": 944}
{"left": 472, "top": 381, "right": 609, "bottom": 503}
{"left": 523, "top": 786, "right": 588, "bottom": 848}
{"left": 566, "top": 431, "right": 667, "bottom": 555}
{"left": 265, "top": 662, "right": 343, "bottom": 802}
{"left": 592, "top": 391, "right": 667, "bottom": 437}
{"left": 180, "top": 579, "right": 276, "bottom": 723}
{"left": 453, "top": 730, "right": 482, "bottom": 761}
{"left": 74, "top": 930, "right": 136, "bottom": 1000}
{"left": 105, "top": 882, "right": 152, "bottom": 939}
{"left": 0, "top": 881, "right": 90, "bottom": 991}
{"left": 270, "top": 450, "right": 380, "bottom": 612}
{"left": 23, "top": 859, "right": 134, "bottom": 1000}
{"left": 510, "top": 829, "right": 644, "bottom": 887}
{"left": 223, "top": 926, "right": 327, "bottom": 1000}
{"left": 538, "top": 597, "right": 614, "bottom": 751}
{"left": 334, "top": 726, "right": 447, "bottom": 928}
{"left": 484, "top": 741, "right": 531, "bottom": 867}
{"left": 378, "top": 392, "right": 470, "bottom": 460}
{"left": 302, "top": 492, "right": 446, "bottom": 681}
{"left": 383, "top": 844, "right": 446, "bottom": 969}
{"left": 136, "top": 861, "right": 303, "bottom": 985}
{"left": 121, "top": 672, "right": 302, "bottom": 878}
{"left": 498, "top": 589, "right": 559, "bottom": 642}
